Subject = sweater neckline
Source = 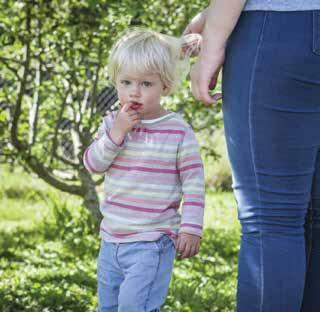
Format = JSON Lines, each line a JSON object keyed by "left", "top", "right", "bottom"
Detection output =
{"left": 140, "top": 112, "right": 175, "bottom": 125}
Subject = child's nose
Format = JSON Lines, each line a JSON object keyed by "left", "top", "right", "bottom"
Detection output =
{"left": 129, "top": 85, "right": 141, "bottom": 97}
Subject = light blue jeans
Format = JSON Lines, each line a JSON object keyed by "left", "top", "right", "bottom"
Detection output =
{"left": 97, "top": 235, "right": 176, "bottom": 312}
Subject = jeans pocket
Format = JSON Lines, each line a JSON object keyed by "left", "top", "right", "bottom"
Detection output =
{"left": 155, "top": 235, "right": 175, "bottom": 251}
{"left": 313, "top": 11, "right": 320, "bottom": 55}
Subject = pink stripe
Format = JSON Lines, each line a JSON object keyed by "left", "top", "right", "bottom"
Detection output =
{"left": 107, "top": 195, "right": 180, "bottom": 206}
{"left": 110, "top": 164, "right": 178, "bottom": 174}
{"left": 180, "top": 223, "right": 203, "bottom": 229}
{"left": 179, "top": 163, "right": 203, "bottom": 172}
{"left": 183, "top": 201, "right": 204, "bottom": 208}
{"left": 133, "top": 128, "right": 185, "bottom": 135}
{"left": 107, "top": 171, "right": 179, "bottom": 183}
{"left": 106, "top": 200, "right": 179, "bottom": 213}
{"left": 100, "top": 227, "right": 138, "bottom": 237}
{"left": 179, "top": 171, "right": 202, "bottom": 180}
{"left": 184, "top": 194, "right": 204, "bottom": 199}
{"left": 103, "top": 205, "right": 177, "bottom": 220}
{"left": 115, "top": 156, "right": 175, "bottom": 166}
{"left": 179, "top": 155, "right": 200, "bottom": 163}
{"left": 84, "top": 149, "right": 102, "bottom": 173}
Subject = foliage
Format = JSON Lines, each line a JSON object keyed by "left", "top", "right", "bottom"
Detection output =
{"left": 0, "top": 0, "right": 223, "bottom": 224}
{"left": 204, "top": 128, "right": 232, "bottom": 190}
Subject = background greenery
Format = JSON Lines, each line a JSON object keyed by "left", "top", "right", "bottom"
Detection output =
{"left": 0, "top": 0, "right": 231, "bottom": 227}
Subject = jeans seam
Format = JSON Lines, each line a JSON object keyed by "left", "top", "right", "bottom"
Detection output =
{"left": 144, "top": 247, "right": 161, "bottom": 312}
{"left": 313, "top": 11, "right": 320, "bottom": 55}
{"left": 247, "top": 11, "right": 269, "bottom": 312}
{"left": 115, "top": 243, "right": 122, "bottom": 273}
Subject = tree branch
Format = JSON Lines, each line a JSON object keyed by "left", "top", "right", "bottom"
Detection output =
{"left": 10, "top": 3, "right": 31, "bottom": 151}
{"left": 49, "top": 90, "right": 69, "bottom": 165}
{"left": 88, "top": 40, "right": 103, "bottom": 130}
{"left": 29, "top": 17, "right": 43, "bottom": 146}
{"left": 24, "top": 153, "right": 84, "bottom": 196}
{"left": 0, "top": 58, "right": 22, "bottom": 81}
{"left": 54, "top": 152, "right": 79, "bottom": 169}
{"left": 0, "top": 56, "right": 24, "bottom": 66}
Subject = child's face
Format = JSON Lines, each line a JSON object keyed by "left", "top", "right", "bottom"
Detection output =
{"left": 115, "top": 70, "right": 167, "bottom": 119}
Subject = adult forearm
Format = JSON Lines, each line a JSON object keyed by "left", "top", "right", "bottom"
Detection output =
{"left": 202, "top": 0, "right": 247, "bottom": 53}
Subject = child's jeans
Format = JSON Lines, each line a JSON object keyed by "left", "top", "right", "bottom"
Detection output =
{"left": 97, "top": 235, "right": 176, "bottom": 312}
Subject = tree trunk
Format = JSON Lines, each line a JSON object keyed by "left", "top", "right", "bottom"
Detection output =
{"left": 78, "top": 168, "right": 102, "bottom": 231}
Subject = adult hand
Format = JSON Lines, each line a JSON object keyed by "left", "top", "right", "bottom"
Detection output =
{"left": 185, "top": 0, "right": 246, "bottom": 104}
{"left": 176, "top": 232, "right": 201, "bottom": 259}
{"left": 182, "top": 8, "right": 208, "bottom": 35}
{"left": 190, "top": 47, "right": 225, "bottom": 105}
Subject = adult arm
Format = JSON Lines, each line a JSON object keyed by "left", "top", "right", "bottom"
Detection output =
{"left": 189, "top": 0, "right": 247, "bottom": 104}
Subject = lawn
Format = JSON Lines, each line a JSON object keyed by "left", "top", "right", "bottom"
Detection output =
{"left": 0, "top": 165, "right": 239, "bottom": 312}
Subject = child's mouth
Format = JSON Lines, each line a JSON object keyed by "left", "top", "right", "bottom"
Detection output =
{"left": 130, "top": 102, "right": 143, "bottom": 110}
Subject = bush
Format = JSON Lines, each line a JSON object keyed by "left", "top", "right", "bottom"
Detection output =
{"left": 204, "top": 128, "right": 232, "bottom": 191}
{"left": 41, "top": 194, "right": 99, "bottom": 258}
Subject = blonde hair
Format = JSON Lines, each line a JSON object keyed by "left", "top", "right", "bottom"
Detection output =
{"left": 107, "top": 28, "right": 190, "bottom": 93}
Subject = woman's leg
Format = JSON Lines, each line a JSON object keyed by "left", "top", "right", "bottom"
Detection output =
{"left": 222, "top": 11, "right": 320, "bottom": 312}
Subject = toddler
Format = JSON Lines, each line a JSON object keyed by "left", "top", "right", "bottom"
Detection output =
{"left": 83, "top": 28, "right": 204, "bottom": 312}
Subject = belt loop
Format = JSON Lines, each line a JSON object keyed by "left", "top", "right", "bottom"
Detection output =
{"left": 313, "top": 11, "right": 320, "bottom": 55}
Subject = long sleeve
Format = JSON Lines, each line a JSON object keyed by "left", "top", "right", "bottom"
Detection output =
{"left": 83, "top": 113, "right": 124, "bottom": 174}
{"left": 177, "top": 126, "right": 205, "bottom": 237}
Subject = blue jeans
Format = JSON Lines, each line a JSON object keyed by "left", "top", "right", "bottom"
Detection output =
{"left": 222, "top": 10, "right": 320, "bottom": 312}
{"left": 97, "top": 235, "right": 176, "bottom": 312}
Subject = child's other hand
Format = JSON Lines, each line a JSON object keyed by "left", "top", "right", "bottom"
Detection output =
{"left": 176, "top": 232, "right": 201, "bottom": 259}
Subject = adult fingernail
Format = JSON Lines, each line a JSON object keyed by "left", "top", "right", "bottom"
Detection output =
{"left": 212, "top": 93, "right": 222, "bottom": 103}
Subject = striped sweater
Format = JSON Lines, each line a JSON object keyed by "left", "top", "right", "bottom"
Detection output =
{"left": 83, "top": 111, "right": 205, "bottom": 243}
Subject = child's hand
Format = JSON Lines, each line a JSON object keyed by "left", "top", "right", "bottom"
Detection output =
{"left": 109, "top": 104, "right": 140, "bottom": 145}
{"left": 181, "top": 33, "right": 202, "bottom": 58}
{"left": 176, "top": 232, "right": 201, "bottom": 259}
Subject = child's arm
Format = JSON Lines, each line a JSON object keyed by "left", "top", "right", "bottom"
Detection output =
{"left": 83, "top": 104, "right": 140, "bottom": 174}
{"left": 176, "top": 126, "right": 205, "bottom": 258}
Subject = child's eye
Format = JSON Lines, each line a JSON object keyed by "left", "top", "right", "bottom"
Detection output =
{"left": 120, "top": 80, "right": 131, "bottom": 85}
{"left": 142, "top": 81, "right": 152, "bottom": 87}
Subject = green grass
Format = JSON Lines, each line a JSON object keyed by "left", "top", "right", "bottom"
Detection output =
{"left": 0, "top": 167, "right": 83, "bottom": 229}
{"left": 0, "top": 165, "right": 240, "bottom": 312}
